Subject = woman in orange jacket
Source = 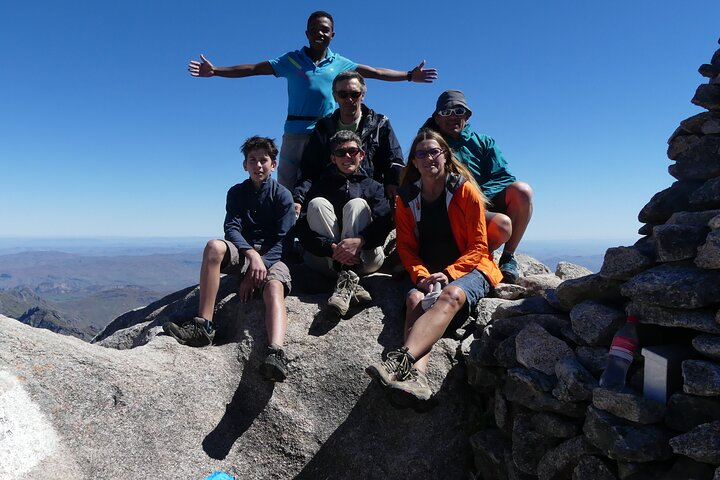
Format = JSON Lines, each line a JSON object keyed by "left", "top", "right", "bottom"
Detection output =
{"left": 366, "top": 128, "right": 502, "bottom": 406}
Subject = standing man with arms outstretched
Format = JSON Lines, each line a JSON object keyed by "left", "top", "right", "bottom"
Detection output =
{"left": 188, "top": 10, "right": 437, "bottom": 189}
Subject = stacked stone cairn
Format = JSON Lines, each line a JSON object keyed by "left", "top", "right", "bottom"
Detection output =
{"left": 461, "top": 39, "right": 720, "bottom": 480}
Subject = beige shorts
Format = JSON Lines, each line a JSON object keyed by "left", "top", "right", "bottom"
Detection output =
{"left": 220, "top": 240, "right": 292, "bottom": 295}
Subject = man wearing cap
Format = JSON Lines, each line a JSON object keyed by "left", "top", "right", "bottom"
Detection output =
{"left": 188, "top": 11, "right": 437, "bottom": 190}
{"left": 421, "top": 90, "right": 533, "bottom": 284}
{"left": 293, "top": 70, "right": 404, "bottom": 215}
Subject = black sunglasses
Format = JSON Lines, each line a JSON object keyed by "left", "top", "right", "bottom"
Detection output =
{"left": 336, "top": 90, "right": 363, "bottom": 100}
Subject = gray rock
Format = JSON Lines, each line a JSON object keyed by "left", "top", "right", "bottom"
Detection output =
{"left": 576, "top": 346, "right": 609, "bottom": 376}
{"left": 711, "top": 214, "right": 720, "bottom": 230}
{"left": 531, "top": 412, "right": 582, "bottom": 439}
{"left": 476, "top": 297, "right": 514, "bottom": 327}
{"left": 663, "top": 457, "right": 718, "bottom": 480}
{"left": 683, "top": 360, "right": 720, "bottom": 396}
{"left": 716, "top": 466, "right": 720, "bottom": 480}
{"left": 517, "top": 274, "right": 562, "bottom": 295}
{"left": 0, "top": 289, "right": 469, "bottom": 480}
{"left": 700, "top": 64, "right": 720, "bottom": 80}
{"left": 666, "top": 209, "right": 720, "bottom": 226}
{"left": 653, "top": 224, "right": 710, "bottom": 262}
{"left": 600, "top": 246, "right": 656, "bottom": 281}
{"left": 592, "top": 388, "right": 667, "bottom": 424}
{"left": 583, "top": 406, "right": 674, "bottom": 462}
{"left": 572, "top": 456, "right": 616, "bottom": 480}
{"left": 570, "top": 301, "right": 625, "bottom": 346}
{"left": 665, "top": 393, "right": 720, "bottom": 432}
{"left": 555, "top": 262, "right": 593, "bottom": 281}
{"left": 627, "top": 301, "right": 720, "bottom": 334}
{"left": 495, "top": 388, "right": 510, "bottom": 432}
{"left": 690, "top": 177, "right": 720, "bottom": 209}
{"left": 463, "top": 330, "right": 502, "bottom": 371}
{"left": 669, "top": 136, "right": 720, "bottom": 181}
{"left": 696, "top": 230, "right": 720, "bottom": 269}
{"left": 489, "top": 314, "right": 569, "bottom": 339}
{"left": 513, "top": 413, "right": 559, "bottom": 475}
{"left": 692, "top": 84, "right": 720, "bottom": 111}
{"left": 622, "top": 264, "right": 720, "bottom": 309}
{"left": 516, "top": 253, "right": 553, "bottom": 276}
{"left": 555, "top": 274, "right": 624, "bottom": 311}
{"left": 693, "top": 334, "right": 720, "bottom": 360}
{"left": 638, "top": 181, "right": 704, "bottom": 224}
{"left": 668, "top": 132, "right": 701, "bottom": 160}
{"left": 491, "top": 296, "right": 559, "bottom": 320}
{"left": 494, "top": 283, "right": 528, "bottom": 300}
{"left": 560, "top": 323, "right": 586, "bottom": 347}
{"left": 505, "top": 449, "right": 536, "bottom": 480}
{"left": 515, "top": 323, "right": 574, "bottom": 375}
{"left": 495, "top": 334, "right": 520, "bottom": 369}
{"left": 469, "top": 429, "right": 510, "bottom": 480}
{"left": 669, "top": 421, "right": 720, "bottom": 464}
{"left": 504, "top": 368, "right": 587, "bottom": 418}
{"left": 675, "top": 112, "right": 720, "bottom": 136}
{"left": 552, "top": 356, "right": 598, "bottom": 402}
{"left": 536, "top": 435, "right": 599, "bottom": 480}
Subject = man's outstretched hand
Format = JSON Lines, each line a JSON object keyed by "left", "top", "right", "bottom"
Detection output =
{"left": 188, "top": 54, "right": 215, "bottom": 77}
{"left": 410, "top": 60, "right": 438, "bottom": 83}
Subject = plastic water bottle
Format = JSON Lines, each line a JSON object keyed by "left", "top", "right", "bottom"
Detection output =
{"left": 421, "top": 282, "right": 442, "bottom": 311}
{"left": 599, "top": 315, "right": 640, "bottom": 391}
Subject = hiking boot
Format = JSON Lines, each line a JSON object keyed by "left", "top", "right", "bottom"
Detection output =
{"left": 162, "top": 317, "right": 214, "bottom": 347}
{"left": 259, "top": 345, "right": 288, "bottom": 382}
{"left": 351, "top": 283, "right": 372, "bottom": 306}
{"left": 388, "top": 367, "right": 433, "bottom": 402}
{"left": 327, "top": 269, "right": 359, "bottom": 316}
{"left": 365, "top": 347, "right": 415, "bottom": 386}
{"left": 499, "top": 253, "right": 520, "bottom": 284}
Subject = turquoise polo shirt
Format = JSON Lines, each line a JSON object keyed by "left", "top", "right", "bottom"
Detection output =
{"left": 269, "top": 47, "right": 357, "bottom": 134}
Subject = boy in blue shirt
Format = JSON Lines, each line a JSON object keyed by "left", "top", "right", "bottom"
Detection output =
{"left": 163, "top": 136, "right": 296, "bottom": 382}
{"left": 188, "top": 11, "right": 437, "bottom": 189}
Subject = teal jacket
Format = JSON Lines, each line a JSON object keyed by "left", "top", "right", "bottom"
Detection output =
{"left": 422, "top": 120, "right": 516, "bottom": 203}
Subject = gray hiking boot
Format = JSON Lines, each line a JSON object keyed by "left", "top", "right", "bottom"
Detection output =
{"left": 162, "top": 317, "right": 214, "bottom": 347}
{"left": 365, "top": 347, "right": 415, "bottom": 386}
{"left": 389, "top": 367, "right": 433, "bottom": 401}
{"left": 259, "top": 345, "right": 288, "bottom": 382}
{"left": 327, "top": 269, "right": 359, "bottom": 316}
{"left": 351, "top": 283, "right": 372, "bottom": 306}
{"left": 499, "top": 252, "right": 520, "bottom": 284}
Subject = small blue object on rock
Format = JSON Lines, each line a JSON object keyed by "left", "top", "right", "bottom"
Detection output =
{"left": 205, "top": 472, "right": 235, "bottom": 480}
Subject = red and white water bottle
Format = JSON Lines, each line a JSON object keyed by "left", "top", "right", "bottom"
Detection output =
{"left": 598, "top": 315, "right": 639, "bottom": 391}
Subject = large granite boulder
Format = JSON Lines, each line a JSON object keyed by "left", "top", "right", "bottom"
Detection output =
{"left": 0, "top": 271, "right": 472, "bottom": 480}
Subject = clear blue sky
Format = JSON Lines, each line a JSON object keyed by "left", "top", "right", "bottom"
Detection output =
{"left": 1, "top": 1, "right": 718, "bottom": 244}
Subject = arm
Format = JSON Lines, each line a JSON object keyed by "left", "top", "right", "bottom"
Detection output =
{"left": 223, "top": 186, "right": 253, "bottom": 252}
{"left": 356, "top": 60, "right": 438, "bottom": 83}
{"left": 188, "top": 54, "right": 275, "bottom": 78}
{"left": 261, "top": 187, "right": 296, "bottom": 267}
{"left": 357, "top": 181, "right": 393, "bottom": 248}
{"left": 376, "top": 117, "right": 405, "bottom": 189}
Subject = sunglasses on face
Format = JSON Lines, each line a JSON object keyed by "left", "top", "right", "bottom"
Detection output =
{"left": 333, "top": 147, "right": 362, "bottom": 157}
{"left": 414, "top": 148, "right": 446, "bottom": 160}
{"left": 336, "top": 90, "right": 363, "bottom": 100}
{"left": 437, "top": 107, "right": 468, "bottom": 117}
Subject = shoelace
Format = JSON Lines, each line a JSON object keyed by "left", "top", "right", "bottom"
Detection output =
{"left": 384, "top": 347, "right": 413, "bottom": 379}
{"left": 335, "top": 273, "right": 355, "bottom": 299}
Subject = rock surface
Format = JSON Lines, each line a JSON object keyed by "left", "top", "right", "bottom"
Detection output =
{"left": 0, "top": 271, "right": 472, "bottom": 480}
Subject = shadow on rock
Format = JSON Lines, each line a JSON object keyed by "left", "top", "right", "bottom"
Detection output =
{"left": 295, "top": 362, "right": 471, "bottom": 479}
{"left": 202, "top": 297, "right": 277, "bottom": 460}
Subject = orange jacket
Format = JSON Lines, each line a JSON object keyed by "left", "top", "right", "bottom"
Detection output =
{"left": 395, "top": 173, "right": 503, "bottom": 286}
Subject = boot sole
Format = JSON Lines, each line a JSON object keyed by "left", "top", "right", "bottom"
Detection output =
{"left": 387, "top": 388, "right": 437, "bottom": 413}
{"left": 259, "top": 363, "right": 287, "bottom": 382}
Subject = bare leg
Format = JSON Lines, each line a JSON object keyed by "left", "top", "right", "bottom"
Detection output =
{"left": 486, "top": 212, "right": 512, "bottom": 253}
{"left": 502, "top": 182, "right": 533, "bottom": 254}
{"left": 263, "top": 279, "right": 287, "bottom": 347}
{"left": 198, "top": 240, "right": 228, "bottom": 322}
{"left": 404, "top": 290, "right": 427, "bottom": 370}
{"left": 404, "top": 286, "right": 466, "bottom": 373}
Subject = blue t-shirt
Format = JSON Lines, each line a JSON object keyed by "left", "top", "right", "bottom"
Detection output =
{"left": 269, "top": 47, "right": 357, "bottom": 134}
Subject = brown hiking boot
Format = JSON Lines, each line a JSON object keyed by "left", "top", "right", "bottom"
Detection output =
{"left": 327, "top": 270, "right": 359, "bottom": 316}
{"left": 365, "top": 347, "right": 415, "bottom": 386}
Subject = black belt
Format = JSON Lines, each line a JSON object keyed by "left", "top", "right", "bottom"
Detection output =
{"left": 287, "top": 115, "right": 319, "bottom": 121}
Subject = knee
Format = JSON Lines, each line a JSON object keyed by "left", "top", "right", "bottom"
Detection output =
{"left": 203, "top": 240, "right": 227, "bottom": 265}
{"left": 406, "top": 289, "right": 424, "bottom": 310}
{"left": 308, "top": 197, "right": 331, "bottom": 214}
{"left": 263, "top": 279, "right": 284, "bottom": 299}
{"left": 437, "top": 286, "right": 465, "bottom": 311}
{"left": 343, "top": 198, "right": 370, "bottom": 216}
{"left": 489, "top": 213, "right": 512, "bottom": 242}
{"left": 507, "top": 182, "right": 533, "bottom": 205}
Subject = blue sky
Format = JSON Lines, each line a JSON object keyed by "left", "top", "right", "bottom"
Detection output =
{"left": 1, "top": 1, "right": 718, "bottom": 245}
